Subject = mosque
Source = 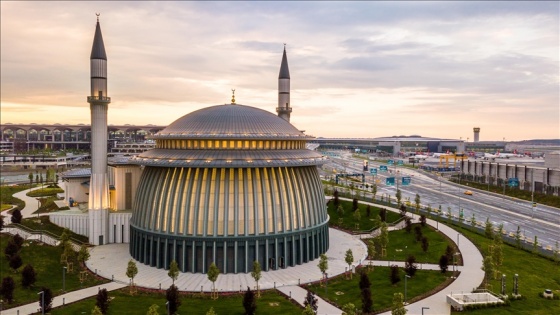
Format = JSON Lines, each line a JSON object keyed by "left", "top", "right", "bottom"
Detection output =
{"left": 52, "top": 17, "right": 329, "bottom": 274}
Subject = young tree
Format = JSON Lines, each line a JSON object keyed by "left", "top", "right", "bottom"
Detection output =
{"left": 421, "top": 237, "right": 429, "bottom": 253}
{"left": 9, "top": 253, "right": 23, "bottom": 272}
{"left": 533, "top": 236, "right": 539, "bottom": 254}
{"left": 492, "top": 236, "right": 503, "bottom": 266}
{"left": 469, "top": 213, "right": 477, "bottom": 227}
{"left": 391, "top": 292, "right": 407, "bottom": 315}
{"left": 390, "top": 265, "right": 400, "bottom": 285}
{"left": 337, "top": 205, "right": 345, "bottom": 218}
{"left": 341, "top": 303, "right": 357, "bottom": 315}
{"left": 29, "top": 172, "right": 34, "bottom": 189}
{"left": 251, "top": 261, "right": 262, "bottom": 297}
{"left": 318, "top": 254, "right": 328, "bottom": 285}
{"left": 379, "top": 223, "right": 389, "bottom": 257}
{"left": 242, "top": 287, "right": 257, "bottom": 315}
{"left": 353, "top": 209, "right": 361, "bottom": 222}
{"left": 11, "top": 209, "right": 22, "bottom": 224}
{"left": 367, "top": 239, "right": 376, "bottom": 260}
{"left": 371, "top": 183, "right": 377, "bottom": 200}
{"left": 206, "top": 307, "right": 217, "bottom": 315}
{"left": 96, "top": 288, "right": 110, "bottom": 314}
{"left": 302, "top": 305, "right": 315, "bottom": 315}
{"left": 345, "top": 249, "right": 354, "bottom": 278}
{"left": 78, "top": 245, "right": 91, "bottom": 269}
{"left": 126, "top": 259, "right": 138, "bottom": 292}
{"left": 12, "top": 234, "right": 24, "bottom": 248}
{"left": 414, "top": 225, "right": 423, "bottom": 242}
{"left": 166, "top": 285, "right": 181, "bottom": 315}
{"left": 0, "top": 276, "right": 15, "bottom": 303}
{"left": 207, "top": 262, "right": 220, "bottom": 296}
{"left": 396, "top": 189, "right": 402, "bottom": 207}
{"left": 146, "top": 304, "right": 160, "bottom": 315}
{"left": 404, "top": 218, "right": 412, "bottom": 233}
{"left": 482, "top": 256, "right": 495, "bottom": 286}
{"left": 366, "top": 205, "right": 371, "bottom": 217}
{"left": 446, "top": 207, "right": 452, "bottom": 223}
{"left": 352, "top": 198, "right": 359, "bottom": 211}
{"left": 485, "top": 217, "right": 494, "bottom": 239}
{"left": 168, "top": 260, "right": 179, "bottom": 285}
{"left": 514, "top": 226, "right": 522, "bottom": 248}
{"left": 39, "top": 287, "right": 53, "bottom": 313}
{"left": 361, "top": 287, "right": 373, "bottom": 314}
{"left": 497, "top": 223, "right": 504, "bottom": 236}
{"left": 445, "top": 245, "right": 454, "bottom": 261}
{"left": 379, "top": 208, "right": 387, "bottom": 222}
{"left": 426, "top": 204, "right": 432, "bottom": 218}
{"left": 414, "top": 193, "right": 421, "bottom": 213}
{"left": 404, "top": 255, "right": 418, "bottom": 277}
{"left": 303, "top": 291, "right": 318, "bottom": 314}
{"left": 419, "top": 214, "right": 426, "bottom": 227}
{"left": 439, "top": 255, "right": 449, "bottom": 273}
{"left": 21, "top": 264, "right": 37, "bottom": 287}
{"left": 91, "top": 306, "right": 103, "bottom": 315}
{"left": 554, "top": 241, "right": 559, "bottom": 265}
{"left": 399, "top": 204, "right": 406, "bottom": 217}
{"left": 333, "top": 189, "right": 340, "bottom": 208}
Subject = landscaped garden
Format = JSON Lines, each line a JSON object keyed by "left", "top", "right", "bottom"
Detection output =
{"left": 307, "top": 266, "right": 450, "bottom": 313}
{"left": 0, "top": 234, "right": 107, "bottom": 308}
{"left": 327, "top": 196, "right": 401, "bottom": 232}
{"left": 49, "top": 288, "right": 303, "bottom": 315}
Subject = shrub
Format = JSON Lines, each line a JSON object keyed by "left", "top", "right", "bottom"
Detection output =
{"left": 21, "top": 264, "right": 37, "bottom": 287}
{"left": 39, "top": 287, "right": 53, "bottom": 313}
{"left": 390, "top": 265, "right": 400, "bottom": 285}
{"left": 166, "top": 284, "right": 181, "bottom": 315}
{"left": 439, "top": 255, "right": 449, "bottom": 273}
{"left": 10, "top": 209, "right": 22, "bottom": 224}
{"left": 242, "top": 286, "right": 256, "bottom": 315}
{"left": 404, "top": 255, "right": 418, "bottom": 277}
{"left": 9, "top": 253, "right": 23, "bottom": 272}
{"left": 96, "top": 288, "right": 110, "bottom": 314}
{"left": 0, "top": 277, "right": 15, "bottom": 303}
{"left": 303, "top": 291, "right": 318, "bottom": 313}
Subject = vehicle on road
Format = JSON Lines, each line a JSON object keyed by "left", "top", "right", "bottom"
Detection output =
{"left": 464, "top": 190, "right": 473, "bottom": 196}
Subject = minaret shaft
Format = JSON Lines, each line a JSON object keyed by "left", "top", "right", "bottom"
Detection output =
{"left": 87, "top": 19, "right": 110, "bottom": 245}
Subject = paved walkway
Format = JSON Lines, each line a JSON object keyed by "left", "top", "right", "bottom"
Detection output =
{"left": 2, "top": 184, "right": 56, "bottom": 223}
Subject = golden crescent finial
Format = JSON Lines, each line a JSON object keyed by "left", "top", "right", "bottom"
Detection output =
{"left": 96, "top": 13, "right": 100, "bottom": 22}
{"left": 231, "top": 89, "right": 236, "bottom": 104}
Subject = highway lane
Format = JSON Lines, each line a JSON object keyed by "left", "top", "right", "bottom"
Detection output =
{"left": 323, "top": 154, "right": 560, "bottom": 249}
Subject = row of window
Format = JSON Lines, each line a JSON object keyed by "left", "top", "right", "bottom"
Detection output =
{"left": 156, "top": 139, "right": 306, "bottom": 150}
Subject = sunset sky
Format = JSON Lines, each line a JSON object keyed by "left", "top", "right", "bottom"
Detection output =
{"left": 1, "top": 1, "right": 558, "bottom": 141}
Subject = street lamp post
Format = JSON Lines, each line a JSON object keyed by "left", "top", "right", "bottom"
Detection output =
{"left": 166, "top": 301, "right": 170, "bottom": 315}
{"left": 63, "top": 266, "right": 67, "bottom": 292}
{"left": 422, "top": 307, "right": 430, "bottom": 315}
{"left": 404, "top": 275, "right": 411, "bottom": 304}
{"left": 38, "top": 291, "right": 45, "bottom": 315}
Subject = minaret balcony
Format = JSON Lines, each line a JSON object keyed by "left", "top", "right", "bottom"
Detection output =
{"left": 87, "top": 96, "right": 111, "bottom": 103}
{"left": 276, "top": 107, "right": 292, "bottom": 113}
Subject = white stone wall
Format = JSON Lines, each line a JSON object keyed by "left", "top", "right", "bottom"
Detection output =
{"left": 64, "top": 178, "right": 89, "bottom": 206}
{"left": 50, "top": 212, "right": 89, "bottom": 237}
{"left": 108, "top": 212, "right": 132, "bottom": 243}
{"left": 108, "top": 164, "right": 142, "bottom": 211}
{"left": 50, "top": 211, "right": 131, "bottom": 244}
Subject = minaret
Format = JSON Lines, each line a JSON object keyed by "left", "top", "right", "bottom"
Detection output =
{"left": 277, "top": 45, "right": 292, "bottom": 122}
{"left": 87, "top": 14, "right": 110, "bottom": 245}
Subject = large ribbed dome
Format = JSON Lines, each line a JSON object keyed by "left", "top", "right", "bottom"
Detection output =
{"left": 154, "top": 104, "right": 310, "bottom": 140}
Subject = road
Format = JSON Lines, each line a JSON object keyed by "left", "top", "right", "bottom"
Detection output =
{"left": 322, "top": 153, "right": 560, "bottom": 249}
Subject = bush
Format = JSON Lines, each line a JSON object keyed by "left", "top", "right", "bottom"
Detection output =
{"left": 166, "top": 284, "right": 181, "bottom": 315}
{"left": 9, "top": 253, "right": 23, "bottom": 272}
{"left": 0, "top": 276, "right": 15, "bottom": 303}
{"left": 361, "top": 287, "right": 373, "bottom": 313}
{"left": 4, "top": 240, "right": 19, "bottom": 258}
{"left": 303, "top": 291, "right": 318, "bottom": 313}
{"left": 390, "top": 265, "right": 400, "bottom": 285}
{"left": 39, "top": 287, "right": 53, "bottom": 313}
{"left": 405, "top": 255, "right": 418, "bottom": 277}
{"left": 242, "top": 286, "right": 256, "bottom": 315}
{"left": 21, "top": 264, "right": 37, "bottom": 287}
{"left": 439, "top": 255, "right": 449, "bottom": 273}
{"left": 96, "top": 288, "right": 110, "bottom": 314}
{"left": 11, "top": 209, "right": 22, "bottom": 224}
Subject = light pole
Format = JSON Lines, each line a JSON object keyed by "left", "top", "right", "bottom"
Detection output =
{"left": 38, "top": 291, "right": 45, "bottom": 315}
{"left": 404, "top": 274, "right": 411, "bottom": 304}
{"left": 63, "top": 266, "right": 67, "bottom": 292}
{"left": 422, "top": 307, "right": 430, "bottom": 315}
{"left": 166, "top": 301, "right": 170, "bottom": 315}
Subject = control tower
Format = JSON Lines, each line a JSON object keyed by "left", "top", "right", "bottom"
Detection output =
{"left": 473, "top": 127, "right": 480, "bottom": 142}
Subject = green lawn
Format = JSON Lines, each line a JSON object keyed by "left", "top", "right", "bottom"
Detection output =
{"left": 308, "top": 267, "right": 450, "bottom": 313}
{"left": 1, "top": 204, "right": 13, "bottom": 211}
{"left": 327, "top": 199, "right": 401, "bottom": 232}
{"left": 16, "top": 216, "right": 89, "bottom": 243}
{"left": 27, "top": 186, "right": 64, "bottom": 197}
{"left": 0, "top": 234, "right": 107, "bottom": 309}
{"left": 50, "top": 288, "right": 303, "bottom": 315}
{"left": 0, "top": 184, "right": 30, "bottom": 211}
{"left": 367, "top": 223, "right": 459, "bottom": 264}
{"left": 450, "top": 226, "right": 560, "bottom": 314}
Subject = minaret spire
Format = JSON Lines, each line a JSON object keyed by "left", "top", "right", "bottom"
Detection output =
{"left": 87, "top": 14, "right": 110, "bottom": 245}
{"left": 277, "top": 44, "right": 292, "bottom": 122}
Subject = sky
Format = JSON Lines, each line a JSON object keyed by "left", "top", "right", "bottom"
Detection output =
{"left": 1, "top": 1, "right": 559, "bottom": 141}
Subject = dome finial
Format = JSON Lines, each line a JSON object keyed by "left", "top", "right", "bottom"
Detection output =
{"left": 96, "top": 13, "right": 100, "bottom": 22}
{"left": 231, "top": 89, "right": 236, "bottom": 104}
